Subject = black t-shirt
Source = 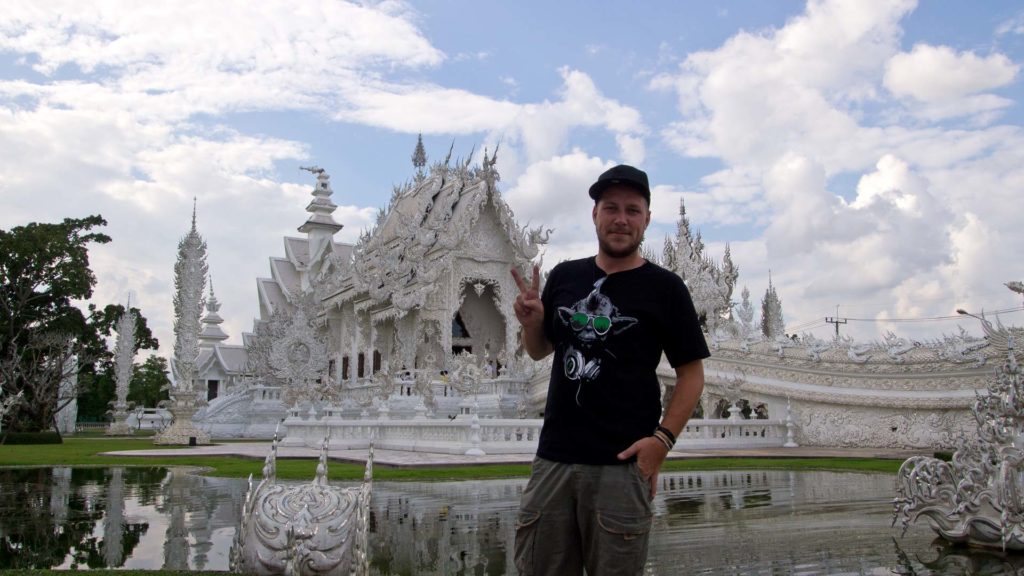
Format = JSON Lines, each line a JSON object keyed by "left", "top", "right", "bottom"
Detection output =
{"left": 537, "top": 256, "right": 710, "bottom": 464}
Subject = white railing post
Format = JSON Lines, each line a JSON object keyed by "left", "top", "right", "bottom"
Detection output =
{"left": 784, "top": 398, "right": 799, "bottom": 448}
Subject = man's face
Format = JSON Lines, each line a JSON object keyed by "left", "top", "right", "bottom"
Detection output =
{"left": 592, "top": 185, "right": 651, "bottom": 259}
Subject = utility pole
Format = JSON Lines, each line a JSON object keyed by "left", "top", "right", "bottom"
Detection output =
{"left": 825, "top": 305, "right": 846, "bottom": 339}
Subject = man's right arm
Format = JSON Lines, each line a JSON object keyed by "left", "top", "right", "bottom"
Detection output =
{"left": 520, "top": 318, "right": 553, "bottom": 360}
{"left": 511, "top": 265, "right": 553, "bottom": 360}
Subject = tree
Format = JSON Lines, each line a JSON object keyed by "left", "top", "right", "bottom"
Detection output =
{"left": 0, "top": 216, "right": 160, "bottom": 434}
{"left": 760, "top": 274, "right": 786, "bottom": 339}
{"left": 411, "top": 133, "right": 427, "bottom": 173}
{"left": 127, "top": 355, "right": 171, "bottom": 409}
{"left": 0, "top": 216, "right": 110, "bottom": 433}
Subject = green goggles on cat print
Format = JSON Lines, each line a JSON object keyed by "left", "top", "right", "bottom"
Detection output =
{"left": 569, "top": 312, "right": 612, "bottom": 335}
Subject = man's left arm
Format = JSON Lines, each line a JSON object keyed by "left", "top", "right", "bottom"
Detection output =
{"left": 617, "top": 359, "right": 705, "bottom": 497}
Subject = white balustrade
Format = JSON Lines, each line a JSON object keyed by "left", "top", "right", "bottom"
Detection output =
{"left": 676, "top": 418, "right": 789, "bottom": 450}
{"left": 283, "top": 416, "right": 543, "bottom": 455}
{"left": 282, "top": 416, "right": 790, "bottom": 454}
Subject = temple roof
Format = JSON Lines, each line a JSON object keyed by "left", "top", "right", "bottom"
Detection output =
{"left": 257, "top": 277, "right": 287, "bottom": 317}
{"left": 284, "top": 237, "right": 309, "bottom": 268}
{"left": 197, "top": 344, "right": 248, "bottom": 375}
{"left": 323, "top": 153, "right": 548, "bottom": 308}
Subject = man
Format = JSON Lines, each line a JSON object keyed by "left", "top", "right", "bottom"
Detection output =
{"left": 511, "top": 164, "right": 709, "bottom": 576}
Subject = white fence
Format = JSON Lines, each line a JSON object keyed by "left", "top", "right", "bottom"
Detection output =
{"left": 675, "top": 418, "right": 791, "bottom": 450}
{"left": 282, "top": 416, "right": 543, "bottom": 455}
{"left": 281, "top": 416, "right": 793, "bottom": 455}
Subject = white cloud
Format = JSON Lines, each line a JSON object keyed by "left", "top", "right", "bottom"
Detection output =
{"left": 884, "top": 44, "right": 1019, "bottom": 119}
{"left": 3, "top": 0, "right": 1021, "bottom": 352}
{"left": 334, "top": 82, "right": 521, "bottom": 133}
{"left": 453, "top": 51, "right": 490, "bottom": 62}
{"left": 996, "top": 12, "right": 1024, "bottom": 36}
{"left": 649, "top": 0, "right": 1024, "bottom": 340}
{"left": 652, "top": 0, "right": 913, "bottom": 171}
{"left": 615, "top": 134, "right": 645, "bottom": 165}
{"left": 332, "top": 67, "right": 645, "bottom": 172}
{"left": 0, "top": 2, "right": 656, "bottom": 355}
{"left": 0, "top": 1, "right": 443, "bottom": 76}
{"left": 503, "top": 68, "right": 646, "bottom": 167}
{"left": 504, "top": 150, "right": 608, "bottom": 248}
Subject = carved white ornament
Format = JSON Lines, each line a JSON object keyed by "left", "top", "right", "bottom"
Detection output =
{"left": 270, "top": 310, "right": 330, "bottom": 407}
{"left": 895, "top": 286, "right": 1024, "bottom": 549}
{"left": 232, "top": 432, "right": 372, "bottom": 575}
{"left": 106, "top": 307, "right": 137, "bottom": 435}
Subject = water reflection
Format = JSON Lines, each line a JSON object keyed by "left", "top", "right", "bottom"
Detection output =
{"left": 0, "top": 467, "right": 242, "bottom": 570}
{"left": 0, "top": 466, "right": 1012, "bottom": 574}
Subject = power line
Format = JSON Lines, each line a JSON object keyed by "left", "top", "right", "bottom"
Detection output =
{"left": 786, "top": 319, "right": 828, "bottom": 332}
{"left": 783, "top": 305, "right": 1024, "bottom": 333}
{"left": 842, "top": 305, "right": 1024, "bottom": 323}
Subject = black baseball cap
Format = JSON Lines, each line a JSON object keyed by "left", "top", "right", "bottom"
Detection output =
{"left": 588, "top": 164, "right": 651, "bottom": 204}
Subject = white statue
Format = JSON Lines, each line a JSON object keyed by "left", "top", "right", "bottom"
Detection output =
{"left": 895, "top": 285, "right": 1024, "bottom": 549}
{"left": 231, "top": 431, "right": 373, "bottom": 575}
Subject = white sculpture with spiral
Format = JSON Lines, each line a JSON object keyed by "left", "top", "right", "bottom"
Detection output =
{"left": 231, "top": 431, "right": 373, "bottom": 575}
{"left": 894, "top": 282, "right": 1024, "bottom": 549}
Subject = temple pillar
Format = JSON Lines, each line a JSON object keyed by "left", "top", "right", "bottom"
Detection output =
{"left": 349, "top": 315, "right": 359, "bottom": 386}
{"left": 369, "top": 321, "right": 376, "bottom": 375}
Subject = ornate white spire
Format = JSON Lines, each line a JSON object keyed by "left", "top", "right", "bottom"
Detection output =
{"left": 297, "top": 167, "right": 344, "bottom": 279}
{"left": 106, "top": 302, "right": 137, "bottom": 435}
{"left": 172, "top": 204, "right": 208, "bottom": 394}
{"left": 113, "top": 306, "right": 137, "bottom": 410}
{"left": 736, "top": 286, "right": 754, "bottom": 333}
{"left": 670, "top": 197, "right": 739, "bottom": 332}
{"left": 199, "top": 278, "right": 229, "bottom": 347}
{"left": 156, "top": 204, "right": 211, "bottom": 444}
{"left": 298, "top": 166, "right": 343, "bottom": 235}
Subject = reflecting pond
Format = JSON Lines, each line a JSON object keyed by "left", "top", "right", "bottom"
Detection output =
{"left": 0, "top": 466, "right": 1020, "bottom": 574}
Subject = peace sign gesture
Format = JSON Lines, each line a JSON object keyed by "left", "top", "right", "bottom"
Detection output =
{"left": 510, "top": 264, "right": 552, "bottom": 360}
{"left": 511, "top": 264, "right": 543, "bottom": 328}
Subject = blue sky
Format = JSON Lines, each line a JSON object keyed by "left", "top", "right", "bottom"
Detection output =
{"left": 2, "top": 0, "right": 1023, "bottom": 353}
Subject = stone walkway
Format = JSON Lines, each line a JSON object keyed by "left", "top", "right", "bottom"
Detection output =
{"left": 100, "top": 442, "right": 930, "bottom": 468}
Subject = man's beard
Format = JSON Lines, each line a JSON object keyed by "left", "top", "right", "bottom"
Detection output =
{"left": 597, "top": 232, "right": 644, "bottom": 259}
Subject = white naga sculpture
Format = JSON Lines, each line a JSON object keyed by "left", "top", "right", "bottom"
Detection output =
{"left": 231, "top": 432, "right": 373, "bottom": 576}
{"left": 894, "top": 283, "right": 1024, "bottom": 549}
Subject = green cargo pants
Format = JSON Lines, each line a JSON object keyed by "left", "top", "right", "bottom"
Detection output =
{"left": 514, "top": 457, "right": 653, "bottom": 576}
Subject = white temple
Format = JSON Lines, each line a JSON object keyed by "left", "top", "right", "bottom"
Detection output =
{"left": 176, "top": 141, "right": 1016, "bottom": 452}
{"left": 190, "top": 149, "right": 546, "bottom": 445}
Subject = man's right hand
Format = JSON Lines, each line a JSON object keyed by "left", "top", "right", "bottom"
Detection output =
{"left": 511, "top": 264, "right": 544, "bottom": 330}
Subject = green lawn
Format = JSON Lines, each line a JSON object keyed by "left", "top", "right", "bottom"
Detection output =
{"left": 0, "top": 437, "right": 906, "bottom": 480}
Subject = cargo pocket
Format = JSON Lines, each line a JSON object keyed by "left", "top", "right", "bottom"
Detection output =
{"left": 595, "top": 510, "right": 652, "bottom": 574}
{"left": 514, "top": 509, "right": 542, "bottom": 575}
